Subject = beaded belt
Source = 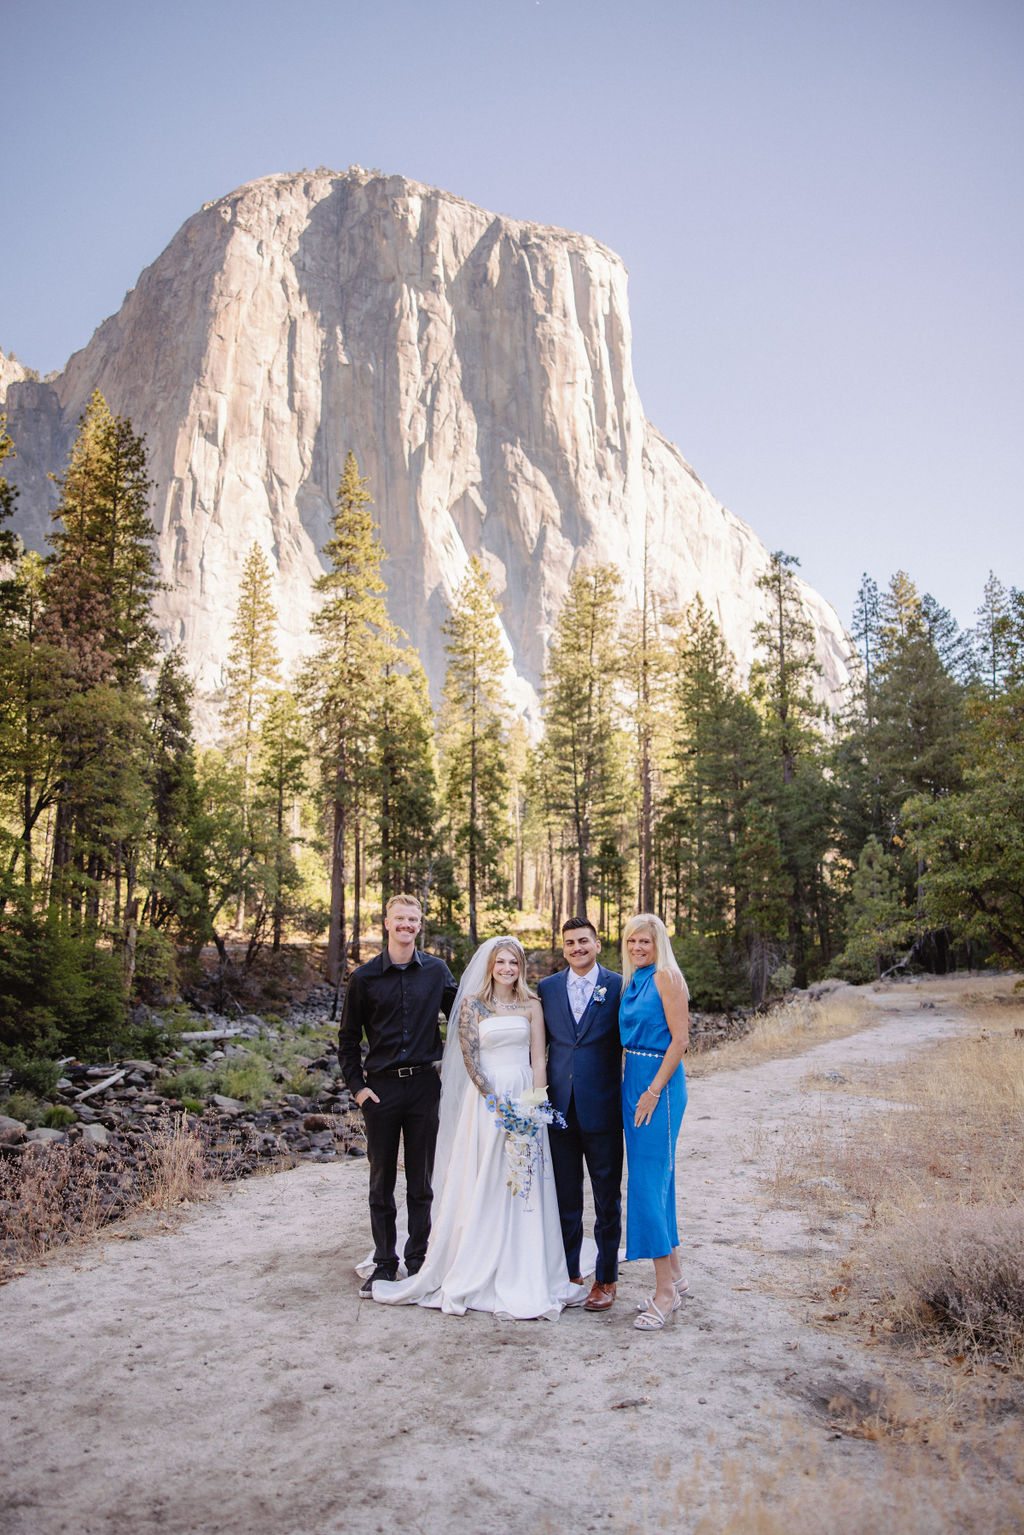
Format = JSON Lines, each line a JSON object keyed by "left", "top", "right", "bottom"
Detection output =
{"left": 624, "top": 1047, "right": 662, "bottom": 1059}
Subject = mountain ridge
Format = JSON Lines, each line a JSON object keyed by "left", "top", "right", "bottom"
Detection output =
{"left": 1, "top": 167, "right": 851, "bottom": 720}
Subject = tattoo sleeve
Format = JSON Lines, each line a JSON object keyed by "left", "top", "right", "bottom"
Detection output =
{"left": 459, "top": 999, "right": 492, "bottom": 1097}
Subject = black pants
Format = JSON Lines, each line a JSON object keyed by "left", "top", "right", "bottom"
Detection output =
{"left": 361, "top": 1069, "right": 441, "bottom": 1268}
{"left": 548, "top": 1096, "right": 623, "bottom": 1285}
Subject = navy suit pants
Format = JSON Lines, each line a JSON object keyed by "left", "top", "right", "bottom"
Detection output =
{"left": 548, "top": 1095, "right": 623, "bottom": 1285}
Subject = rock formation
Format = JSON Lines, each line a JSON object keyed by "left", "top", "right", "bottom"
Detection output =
{"left": 1, "top": 168, "right": 851, "bottom": 720}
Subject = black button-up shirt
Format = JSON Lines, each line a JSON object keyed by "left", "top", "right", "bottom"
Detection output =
{"left": 337, "top": 946, "right": 458, "bottom": 1096}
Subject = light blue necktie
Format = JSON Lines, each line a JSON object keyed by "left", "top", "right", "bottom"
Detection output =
{"left": 570, "top": 976, "right": 588, "bottom": 1033}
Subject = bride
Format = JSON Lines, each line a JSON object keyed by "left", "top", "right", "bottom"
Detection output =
{"left": 371, "top": 935, "right": 579, "bottom": 1319}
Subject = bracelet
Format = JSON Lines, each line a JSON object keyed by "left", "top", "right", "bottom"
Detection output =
{"left": 646, "top": 1084, "right": 661, "bottom": 1098}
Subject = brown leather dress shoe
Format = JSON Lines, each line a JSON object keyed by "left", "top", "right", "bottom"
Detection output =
{"left": 584, "top": 1280, "right": 616, "bottom": 1312}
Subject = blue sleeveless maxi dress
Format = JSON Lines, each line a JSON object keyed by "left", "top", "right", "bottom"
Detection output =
{"left": 619, "top": 964, "right": 687, "bottom": 1260}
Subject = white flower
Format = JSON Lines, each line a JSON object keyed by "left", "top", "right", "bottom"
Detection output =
{"left": 518, "top": 1086, "right": 548, "bottom": 1109}
{"left": 593, "top": 985, "right": 607, "bottom": 1004}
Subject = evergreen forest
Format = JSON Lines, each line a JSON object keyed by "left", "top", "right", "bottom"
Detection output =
{"left": 2, "top": 397, "right": 1022, "bottom": 1080}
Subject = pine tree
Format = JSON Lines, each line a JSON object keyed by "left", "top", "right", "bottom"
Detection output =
{"left": 921, "top": 593, "right": 975, "bottom": 685}
{"left": 662, "top": 596, "right": 756, "bottom": 1004}
{"left": 369, "top": 655, "right": 440, "bottom": 918}
{"left": 734, "top": 799, "right": 790, "bottom": 1006}
{"left": 868, "top": 566, "right": 966, "bottom": 847}
{"left": 42, "top": 395, "right": 160, "bottom": 936}
{"left": 439, "top": 558, "right": 510, "bottom": 945}
{"left": 972, "top": 571, "right": 1012, "bottom": 696}
{"left": 0, "top": 416, "right": 22, "bottom": 623}
{"left": 906, "top": 672, "right": 1024, "bottom": 967}
{"left": 750, "top": 551, "right": 830, "bottom": 986}
{"left": 0, "top": 553, "right": 76, "bottom": 896}
{"left": 45, "top": 391, "right": 160, "bottom": 687}
{"left": 222, "top": 543, "right": 282, "bottom": 929}
{"left": 139, "top": 650, "right": 209, "bottom": 952}
{"left": 878, "top": 569, "right": 924, "bottom": 656}
{"left": 621, "top": 568, "right": 673, "bottom": 914}
{"left": 254, "top": 690, "right": 308, "bottom": 952}
{"left": 539, "top": 565, "right": 622, "bottom": 919}
{"left": 836, "top": 835, "right": 911, "bottom": 979}
{"left": 300, "top": 452, "right": 393, "bottom": 982}
{"left": 505, "top": 718, "right": 530, "bottom": 912}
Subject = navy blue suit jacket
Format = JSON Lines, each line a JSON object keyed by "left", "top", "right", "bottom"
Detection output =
{"left": 539, "top": 964, "right": 623, "bottom": 1134}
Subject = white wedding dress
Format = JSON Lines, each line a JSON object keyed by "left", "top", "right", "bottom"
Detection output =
{"left": 372, "top": 1013, "right": 577, "bottom": 1319}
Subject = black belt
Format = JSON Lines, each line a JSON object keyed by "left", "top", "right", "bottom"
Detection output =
{"left": 368, "top": 1063, "right": 436, "bottom": 1079}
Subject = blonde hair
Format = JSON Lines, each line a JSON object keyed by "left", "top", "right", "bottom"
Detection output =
{"left": 385, "top": 894, "right": 422, "bottom": 917}
{"left": 478, "top": 937, "right": 533, "bottom": 1007}
{"left": 621, "top": 913, "right": 688, "bottom": 994}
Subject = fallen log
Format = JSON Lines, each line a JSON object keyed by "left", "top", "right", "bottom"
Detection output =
{"left": 177, "top": 1029, "right": 248, "bottom": 1042}
{"left": 75, "top": 1069, "right": 127, "bottom": 1102}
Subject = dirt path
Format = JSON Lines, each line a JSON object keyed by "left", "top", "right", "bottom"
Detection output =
{"left": 1, "top": 991, "right": 970, "bottom": 1535}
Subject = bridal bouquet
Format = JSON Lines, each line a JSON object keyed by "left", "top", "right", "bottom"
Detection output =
{"left": 485, "top": 1087, "right": 567, "bottom": 1206}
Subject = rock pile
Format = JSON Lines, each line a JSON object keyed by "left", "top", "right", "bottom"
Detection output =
{"left": 0, "top": 999, "right": 366, "bottom": 1188}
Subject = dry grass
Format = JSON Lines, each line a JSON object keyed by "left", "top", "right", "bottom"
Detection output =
{"left": 615, "top": 1407, "right": 1024, "bottom": 1534}
{"left": 691, "top": 987, "right": 874, "bottom": 1076}
{"left": 0, "top": 1113, "right": 219, "bottom": 1279}
{"left": 756, "top": 983, "right": 1024, "bottom": 1374}
{"left": 868, "top": 1206, "right": 1024, "bottom": 1366}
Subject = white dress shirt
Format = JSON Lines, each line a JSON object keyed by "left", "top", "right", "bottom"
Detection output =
{"left": 567, "top": 962, "right": 600, "bottom": 1022}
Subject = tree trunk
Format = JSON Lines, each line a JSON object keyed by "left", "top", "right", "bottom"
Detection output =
{"left": 326, "top": 796, "right": 347, "bottom": 985}
{"left": 351, "top": 816, "right": 362, "bottom": 963}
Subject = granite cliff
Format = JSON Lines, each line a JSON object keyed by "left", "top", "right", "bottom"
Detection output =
{"left": 1, "top": 168, "right": 850, "bottom": 718}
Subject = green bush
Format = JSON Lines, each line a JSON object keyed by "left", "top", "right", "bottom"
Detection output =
{"left": 131, "top": 927, "right": 180, "bottom": 1004}
{"left": 4, "top": 1051, "right": 61, "bottom": 1098}
{"left": 212, "top": 1058, "right": 272, "bottom": 1104}
{"left": 282, "top": 1068, "right": 319, "bottom": 1097}
{"left": 156, "top": 1066, "right": 210, "bottom": 1101}
{"left": 41, "top": 1104, "right": 76, "bottom": 1129}
{"left": 672, "top": 932, "right": 750, "bottom": 1012}
{"left": 1, "top": 1091, "right": 44, "bottom": 1128}
{"left": 118, "top": 1011, "right": 179, "bottom": 1060}
{"left": 0, "top": 897, "right": 126, "bottom": 1060}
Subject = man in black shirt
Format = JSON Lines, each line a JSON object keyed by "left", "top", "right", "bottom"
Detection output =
{"left": 338, "top": 894, "right": 458, "bottom": 1294}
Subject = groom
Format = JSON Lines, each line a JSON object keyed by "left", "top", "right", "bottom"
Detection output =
{"left": 539, "top": 916, "right": 623, "bottom": 1312}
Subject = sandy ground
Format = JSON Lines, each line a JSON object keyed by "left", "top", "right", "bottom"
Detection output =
{"left": 1, "top": 988, "right": 973, "bottom": 1535}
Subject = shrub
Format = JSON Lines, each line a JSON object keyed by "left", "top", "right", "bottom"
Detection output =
{"left": 282, "top": 1068, "right": 319, "bottom": 1097}
{"left": 119, "top": 1015, "right": 175, "bottom": 1061}
{"left": 156, "top": 1066, "right": 210, "bottom": 1101}
{"left": 0, "top": 1114, "right": 218, "bottom": 1274}
{"left": 131, "top": 926, "right": 179, "bottom": 1004}
{"left": 0, "top": 1090, "right": 45, "bottom": 1127}
{"left": 0, "top": 1140, "right": 111, "bottom": 1263}
{"left": 0, "top": 899, "right": 126, "bottom": 1059}
{"left": 869, "top": 1206, "right": 1024, "bottom": 1365}
{"left": 4, "top": 1051, "right": 60, "bottom": 1098}
{"left": 41, "top": 1105, "right": 76, "bottom": 1129}
{"left": 769, "top": 961, "right": 796, "bottom": 995}
{"left": 212, "top": 1058, "right": 272, "bottom": 1104}
{"left": 672, "top": 932, "right": 750, "bottom": 1010}
{"left": 136, "top": 1113, "right": 213, "bottom": 1208}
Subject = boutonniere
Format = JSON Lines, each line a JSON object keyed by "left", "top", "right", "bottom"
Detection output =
{"left": 593, "top": 985, "right": 607, "bottom": 1004}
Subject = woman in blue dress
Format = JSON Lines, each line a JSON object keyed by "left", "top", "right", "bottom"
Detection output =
{"left": 619, "top": 913, "right": 690, "bottom": 1331}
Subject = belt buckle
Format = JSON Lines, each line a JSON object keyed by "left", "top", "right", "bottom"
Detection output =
{"left": 396, "top": 1065, "right": 415, "bottom": 1078}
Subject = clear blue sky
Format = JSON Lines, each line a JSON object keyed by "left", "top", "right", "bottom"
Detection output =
{"left": 4, "top": 0, "right": 1022, "bottom": 633}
